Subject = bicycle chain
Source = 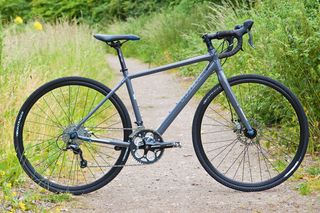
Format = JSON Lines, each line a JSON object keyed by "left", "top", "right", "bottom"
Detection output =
{"left": 108, "top": 162, "right": 146, "bottom": 168}
{"left": 89, "top": 127, "right": 159, "bottom": 168}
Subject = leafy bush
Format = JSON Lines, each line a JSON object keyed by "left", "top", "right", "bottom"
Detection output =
{"left": 0, "top": 0, "right": 31, "bottom": 23}
{"left": 108, "top": 0, "right": 320, "bottom": 152}
{"left": 0, "top": 0, "right": 187, "bottom": 24}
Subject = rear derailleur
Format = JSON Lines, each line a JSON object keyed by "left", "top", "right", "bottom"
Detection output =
{"left": 65, "top": 144, "right": 87, "bottom": 168}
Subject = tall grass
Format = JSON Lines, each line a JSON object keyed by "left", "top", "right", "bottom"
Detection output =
{"left": 108, "top": 0, "right": 320, "bottom": 154}
{"left": 0, "top": 16, "right": 3, "bottom": 70}
{"left": 0, "top": 21, "right": 112, "bottom": 211}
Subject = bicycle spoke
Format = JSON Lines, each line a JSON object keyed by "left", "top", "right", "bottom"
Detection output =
{"left": 68, "top": 86, "right": 72, "bottom": 123}
{"left": 24, "top": 130, "right": 56, "bottom": 138}
{"left": 71, "top": 86, "right": 80, "bottom": 121}
{"left": 68, "top": 153, "right": 75, "bottom": 186}
{"left": 216, "top": 139, "right": 237, "bottom": 168}
{"left": 17, "top": 79, "right": 139, "bottom": 193}
{"left": 86, "top": 143, "right": 113, "bottom": 167}
{"left": 57, "top": 151, "right": 67, "bottom": 183}
{"left": 209, "top": 139, "right": 237, "bottom": 161}
{"left": 82, "top": 143, "right": 105, "bottom": 174}
{"left": 201, "top": 129, "right": 231, "bottom": 135}
{"left": 257, "top": 146, "right": 263, "bottom": 181}
{"left": 258, "top": 146, "right": 272, "bottom": 179}
{"left": 204, "top": 114, "right": 230, "bottom": 128}
{"left": 42, "top": 96, "right": 65, "bottom": 129}
{"left": 208, "top": 106, "right": 233, "bottom": 126}
{"left": 247, "top": 145, "right": 253, "bottom": 182}
{"left": 241, "top": 145, "right": 248, "bottom": 182}
{"left": 223, "top": 146, "right": 245, "bottom": 175}
{"left": 260, "top": 135, "right": 292, "bottom": 160}
{"left": 23, "top": 136, "right": 57, "bottom": 150}
{"left": 81, "top": 87, "right": 90, "bottom": 120}
{"left": 51, "top": 91, "right": 70, "bottom": 124}
{"left": 34, "top": 104, "right": 65, "bottom": 130}
{"left": 26, "top": 120, "right": 61, "bottom": 129}
{"left": 254, "top": 143, "right": 276, "bottom": 177}
{"left": 47, "top": 151, "right": 64, "bottom": 180}
{"left": 59, "top": 87, "right": 71, "bottom": 123}
{"left": 91, "top": 112, "right": 119, "bottom": 129}
{"left": 85, "top": 103, "right": 113, "bottom": 124}
{"left": 203, "top": 138, "right": 235, "bottom": 144}
{"left": 86, "top": 92, "right": 98, "bottom": 118}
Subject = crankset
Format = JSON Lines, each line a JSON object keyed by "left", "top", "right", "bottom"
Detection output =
{"left": 129, "top": 129, "right": 181, "bottom": 164}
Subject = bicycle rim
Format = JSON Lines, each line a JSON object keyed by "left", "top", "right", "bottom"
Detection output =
{"left": 193, "top": 75, "right": 308, "bottom": 191}
{"left": 14, "top": 77, "right": 131, "bottom": 193}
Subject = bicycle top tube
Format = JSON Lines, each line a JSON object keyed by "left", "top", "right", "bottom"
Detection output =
{"left": 75, "top": 53, "right": 215, "bottom": 131}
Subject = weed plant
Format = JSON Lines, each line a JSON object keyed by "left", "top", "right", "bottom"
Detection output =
{"left": 0, "top": 21, "right": 112, "bottom": 211}
{"left": 108, "top": 0, "right": 320, "bottom": 195}
{"left": 108, "top": 0, "right": 320, "bottom": 153}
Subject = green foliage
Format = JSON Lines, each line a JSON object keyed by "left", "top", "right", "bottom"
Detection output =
{"left": 109, "top": 0, "right": 320, "bottom": 153}
{"left": 0, "top": 21, "right": 112, "bottom": 210}
{"left": 0, "top": 0, "right": 31, "bottom": 23}
{"left": 1, "top": 181, "right": 72, "bottom": 211}
{"left": 0, "top": 0, "right": 183, "bottom": 24}
{"left": 307, "top": 167, "right": 320, "bottom": 176}
{"left": 294, "top": 161, "right": 320, "bottom": 196}
{"left": 0, "top": 15, "right": 3, "bottom": 69}
{"left": 297, "top": 182, "right": 312, "bottom": 195}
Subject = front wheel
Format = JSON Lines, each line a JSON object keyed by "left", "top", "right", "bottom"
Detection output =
{"left": 192, "top": 74, "right": 308, "bottom": 191}
{"left": 14, "top": 77, "right": 132, "bottom": 195}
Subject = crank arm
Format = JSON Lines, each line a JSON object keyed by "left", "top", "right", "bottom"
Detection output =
{"left": 77, "top": 135, "right": 130, "bottom": 147}
{"left": 150, "top": 141, "right": 181, "bottom": 149}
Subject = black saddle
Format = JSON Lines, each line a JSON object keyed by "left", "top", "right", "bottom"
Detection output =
{"left": 93, "top": 34, "right": 140, "bottom": 43}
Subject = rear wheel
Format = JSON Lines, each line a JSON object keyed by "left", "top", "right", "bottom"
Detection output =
{"left": 192, "top": 74, "right": 308, "bottom": 191}
{"left": 14, "top": 77, "right": 132, "bottom": 195}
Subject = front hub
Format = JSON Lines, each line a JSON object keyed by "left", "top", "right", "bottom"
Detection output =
{"left": 244, "top": 128, "right": 257, "bottom": 139}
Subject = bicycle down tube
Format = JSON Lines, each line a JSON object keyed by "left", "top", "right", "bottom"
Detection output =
{"left": 75, "top": 52, "right": 254, "bottom": 146}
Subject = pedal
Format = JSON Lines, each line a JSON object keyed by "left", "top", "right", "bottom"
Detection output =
{"left": 173, "top": 142, "right": 182, "bottom": 148}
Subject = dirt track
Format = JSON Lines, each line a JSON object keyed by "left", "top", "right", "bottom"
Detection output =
{"left": 71, "top": 55, "right": 320, "bottom": 213}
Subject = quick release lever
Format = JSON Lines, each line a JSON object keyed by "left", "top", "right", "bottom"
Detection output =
{"left": 248, "top": 30, "right": 254, "bottom": 48}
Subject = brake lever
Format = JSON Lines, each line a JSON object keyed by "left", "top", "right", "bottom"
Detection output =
{"left": 225, "top": 36, "right": 234, "bottom": 52}
{"left": 248, "top": 30, "right": 254, "bottom": 48}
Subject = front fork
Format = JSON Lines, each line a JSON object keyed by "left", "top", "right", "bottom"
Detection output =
{"left": 215, "top": 61, "right": 255, "bottom": 136}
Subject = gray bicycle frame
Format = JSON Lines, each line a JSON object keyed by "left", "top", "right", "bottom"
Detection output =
{"left": 76, "top": 49, "right": 254, "bottom": 147}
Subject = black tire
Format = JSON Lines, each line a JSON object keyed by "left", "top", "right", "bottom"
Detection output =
{"left": 192, "top": 74, "right": 308, "bottom": 191}
{"left": 14, "top": 76, "right": 132, "bottom": 195}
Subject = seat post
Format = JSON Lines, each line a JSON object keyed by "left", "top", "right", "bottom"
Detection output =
{"left": 109, "top": 41, "right": 128, "bottom": 73}
{"left": 108, "top": 41, "right": 144, "bottom": 126}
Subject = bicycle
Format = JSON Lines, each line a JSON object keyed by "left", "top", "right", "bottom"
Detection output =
{"left": 14, "top": 20, "right": 309, "bottom": 195}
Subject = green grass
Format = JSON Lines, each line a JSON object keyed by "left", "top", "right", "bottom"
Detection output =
{"left": 107, "top": 0, "right": 320, "bottom": 196}
{"left": 294, "top": 159, "right": 320, "bottom": 195}
{"left": 108, "top": 0, "right": 320, "bottom": 154}
{"left": 0, "top": 21, "right": 112, "bottom": 211}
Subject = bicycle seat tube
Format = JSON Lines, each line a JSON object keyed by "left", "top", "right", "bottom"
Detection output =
{"left": 114, "top": 42, "right": 144, "bottom": 126}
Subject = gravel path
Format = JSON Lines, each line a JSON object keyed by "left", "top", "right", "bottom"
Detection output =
{"left": 71, "top": 55, "right": 319, "bottom": 213}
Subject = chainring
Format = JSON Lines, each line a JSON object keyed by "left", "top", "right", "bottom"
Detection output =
{"left": 129, "top": 129, "right": 164, "bottom": 164}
